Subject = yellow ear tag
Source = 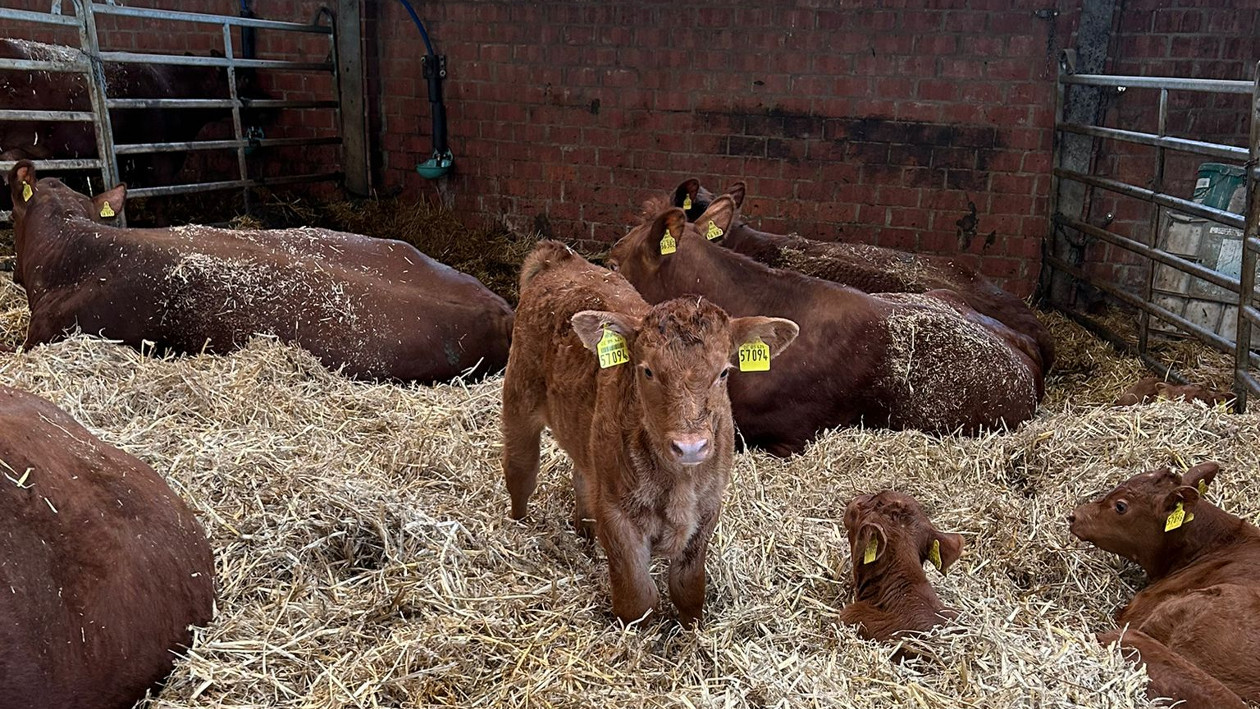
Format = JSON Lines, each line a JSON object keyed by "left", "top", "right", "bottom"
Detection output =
{"left": 1198, "top": 479, "right": 1209, "bottom": 496}
{"left": 99, "top": 201, "right": 115, "bottom": 218}
{"left": 1164, "top": 502, "right": 1187, "bottom": 532}
{"left": 682, "top": 195, "right": 693, "bottom": 210}
{"left": 929, "top": 539, "right": 942, "bottom": 570}
{"left": 21, "top": 182, "right": 32, "bottom": 202}
{"left": 862, "top": 536, "right": 878, "bottom": 564}
{"left": 738, "top": 338, "right": 770, "bottom": 372}
{"left": 705, "top": 220, "right": 724, "bottom": 240}
{"left": 659, "top": 229, "right": 677, "bottom": 255}
{"left": 596, "top": 326, "right": 628, "bottom": 369}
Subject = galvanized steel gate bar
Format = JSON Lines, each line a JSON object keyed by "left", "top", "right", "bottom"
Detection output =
{"left": 0, "top": 0, "right": 346, "bottom": 223}
{"left": 1046, "top": 49, "right": 1260, "bottom": 410}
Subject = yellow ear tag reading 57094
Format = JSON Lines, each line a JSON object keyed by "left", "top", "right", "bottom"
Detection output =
{"left": 929, "top": 539, "right": 942, "bottom": 570}
{"left": 705, "top": 220, "right": 724, "bottom": 240}
{"left": 862, "top": 536, "right": 878, "bottom": 565}
{"left": 99, "top": 201, "right": 115, "bottom": 218}
{"left": 21, "top": 182, "right": 32, "bottom": 202}
{"left": 1165, "top": 502, "right": 1188, "bottom": 532}
{"left": 682, "top": 195, "right": 692, "bottom": 210}
{"left": 659, "top": 229, "right": 677, "bottom": 255}
{"left": 597, "top": 327, "right": 628, "bottom": 369}
{"left": 738, "top": 338, "right": 771, "bottom": 372}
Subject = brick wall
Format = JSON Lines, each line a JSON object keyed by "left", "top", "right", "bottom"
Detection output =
{"left": 369, "top": 0, "right": 1064, "bottom": 296}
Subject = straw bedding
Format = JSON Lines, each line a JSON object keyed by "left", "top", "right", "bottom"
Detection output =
{"left": 0, "top": 264, "right": 1256, "bottom": 708}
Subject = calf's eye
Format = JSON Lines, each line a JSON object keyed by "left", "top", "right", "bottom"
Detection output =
{"left": 642, "top": 367, "right": 653, "bottom": 380}
{"left": 1114, "top": 501, "right": 1128, "bottom": 514}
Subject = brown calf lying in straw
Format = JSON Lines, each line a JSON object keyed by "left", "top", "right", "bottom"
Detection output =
{"left": 1113, "top": 376, "right": 1233, "bottom": 408}
{"left": 502, "top": 238, "right": 798, "bottom": 626}
{"left": 669, "top": 178, "right": 1056, "bottom": 373}
{"left": 1069, "top": 462, "right": 1260, "bottom": 708}
{"left": 840, "top": 491, "right": 963, "bottom": 643}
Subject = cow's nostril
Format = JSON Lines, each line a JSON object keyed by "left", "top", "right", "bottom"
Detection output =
{"left": 670, "top": 436, "right": 710, "bottom": 463}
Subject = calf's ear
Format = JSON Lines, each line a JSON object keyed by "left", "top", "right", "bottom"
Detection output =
{"left": 92, "top": 183, "right": 126, "bottom": 220}
{"left": 855, "top": 522, "right": 887, "bottom": 566}
{"left": 8, "top": 160, "right": 36, "bottom": 208}
{"left": 695, "top": 195, "right": 739, "bottom": 241}
{"left": 571, "top": 310, "right": 639, "bottom": 354}
{"left": 1182, "top": 461, "right": 1220, "bottom": 495}
{"left": 672, "top": 178, "right": 701, "bottom": 211}
{"left": 728, "top": 316, "right": 799, "bottom": 365}
{"left": 724, "top": 181, "right": 746, "bottom": 208}
{"left": 645, "top": 207, "right": 687, "bottom": 259}
{"left": 929, "top": 530, "right": 964, "bottom": 574}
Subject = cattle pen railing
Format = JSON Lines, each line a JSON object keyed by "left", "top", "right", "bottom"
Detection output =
{"left": 0, "top": 0, "right": 358, "bottom": 225}
{"left": 1045, "top": 50, "right": 1260, "bottom": 412}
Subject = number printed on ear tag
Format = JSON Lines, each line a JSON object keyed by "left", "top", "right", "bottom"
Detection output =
{"left": 682, "top": 195, "right": 692, "bottom": 210}
{"left": 738, "top": 338, "right": 770, "bottom": 372}
{"left": 705, "top": 220, "right": 724, "bottom": 240}
{"left": 929, "top": 539, "right": 942, "bottom": 570}
{"left": 597, "top": 327, "right": 628, "bottom": 369}
{"left": 99, "top": 202, "right": 115, "bottom": 218}
{"left": 660, "top": 229, "right": 677, "bottom": 255}
{"left": 1165, "top": 502, "right": 1187, "bottom": 532}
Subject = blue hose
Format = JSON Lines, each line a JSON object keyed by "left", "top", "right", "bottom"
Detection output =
{"left": 396, "top": 0, "right": 435, "bottom": 56}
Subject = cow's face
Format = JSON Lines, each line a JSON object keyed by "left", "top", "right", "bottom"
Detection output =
{"left": 571, "top": 298, "right": 797, "bottom": 467}
{"left": 608, "top": 196, "right": 741, "bottom": 302}
{"left": 1068, "top": 462, "right": 1219, "bottom": 562}
{"left": 844, "top": 491, "right": 963, "bottom": 576}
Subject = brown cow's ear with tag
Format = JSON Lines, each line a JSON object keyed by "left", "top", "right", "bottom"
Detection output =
{"left": 1182, "top": 461, "right": 1220, "bottom": 495}
{"left": 648, "top": 208, "right": 687, "bottom": 259}
{"left": 8, "top": 160, "right": 37, "bottom": 218}
{"left": 724, "top": 181, "right": 747, "bottom": 209}
{"left": 672, "top": 178, "right": 701, "bottom": 211}
{"left": 728, "top": 316, "right": 799, "bottom": 366}
{"left": 571, "top": 310, "right": 639, "bottom": 354}
{"left": 928, "top": 530, "right": 964, "bottom": 574}
{"left": 855, "top": 522, "right": 887, "bottom": 566}
{"left": 696, "top": 195, "right": 739, "bottom": 242}
{"left": 92, "top": 183, "right": 126, "bottom": 220}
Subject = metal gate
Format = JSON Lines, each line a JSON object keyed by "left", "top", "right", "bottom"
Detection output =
{"left": 1045, "top": 50, "right": 1260, "bottom": 411}
{"left": 0, "top": 0, "right": 359, "bottom": 224}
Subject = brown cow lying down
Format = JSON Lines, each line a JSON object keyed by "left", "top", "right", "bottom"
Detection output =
{"left": 0, "top": 385, "right": 214, "bottom": 709}
{"left": 1069, "top": 462, "right": 1260, "bottom": 709}
{"left": 1114, "top": 375, "right": 1233, "bottom": 408}
{"left": 502, "top": 239, "right": 798, "bottom": 626}
{"left": 840, "top": 491, "right": 963, "bottom": 645}
{"left": 669, "top": 178, "right": 1055, "bottom": 372}
{"left": 608, "top": 195, "right": 1041, "bottom": 456}
{"left": 8, "top": 161, "right": 514, "bottom": 383}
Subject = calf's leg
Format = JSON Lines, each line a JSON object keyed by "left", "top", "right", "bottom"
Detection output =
{"left": 1099, "top": 629, "right": 1247, "bottom": 709}
{"left": 501, "top": 379, "right": 544, "bottom": 520}
{"left": 598, "top": 511, "right": 657, "bottom": 623}
{"left": 669, "top": 511, "right": 719, "bottom": 627}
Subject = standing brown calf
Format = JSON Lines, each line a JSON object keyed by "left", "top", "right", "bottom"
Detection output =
{"left": 8, "top": 162, "right": 514, "bottom": 383}
{"left": 1069, "top": 462, "right": 1260, "bottom": 708}
{"left": 840, "top": 491, "right": 963, "bottom": 644}
{"left": 1113, "top": 375, "right": 1233, "bottom": 408}
{"left": 502, "top": 238, "right": 798, "bottom": 626}
{"left": 0, "top": 385, "right": 214, "bottom": 709}
{"left": 609, "top": 195, "right": 1041, "bottom": 456}
{"left": 669, "top": 178, "right": 1055, "bottom": 372}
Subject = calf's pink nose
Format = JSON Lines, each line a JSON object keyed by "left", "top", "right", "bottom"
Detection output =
{"left": 670, "top": 436, "right": 710, "bottom": 464}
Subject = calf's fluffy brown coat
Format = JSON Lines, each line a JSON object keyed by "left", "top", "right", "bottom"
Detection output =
{"left": 501, "top": 236, "right": 797, "bottom": 625}
{"left": 1070, "top": 462, "right": 1260, "bottom": 709}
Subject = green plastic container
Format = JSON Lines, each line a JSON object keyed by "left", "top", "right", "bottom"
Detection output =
{"left": 1191, "top": 162, "right": 1245, "bottom": 212}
